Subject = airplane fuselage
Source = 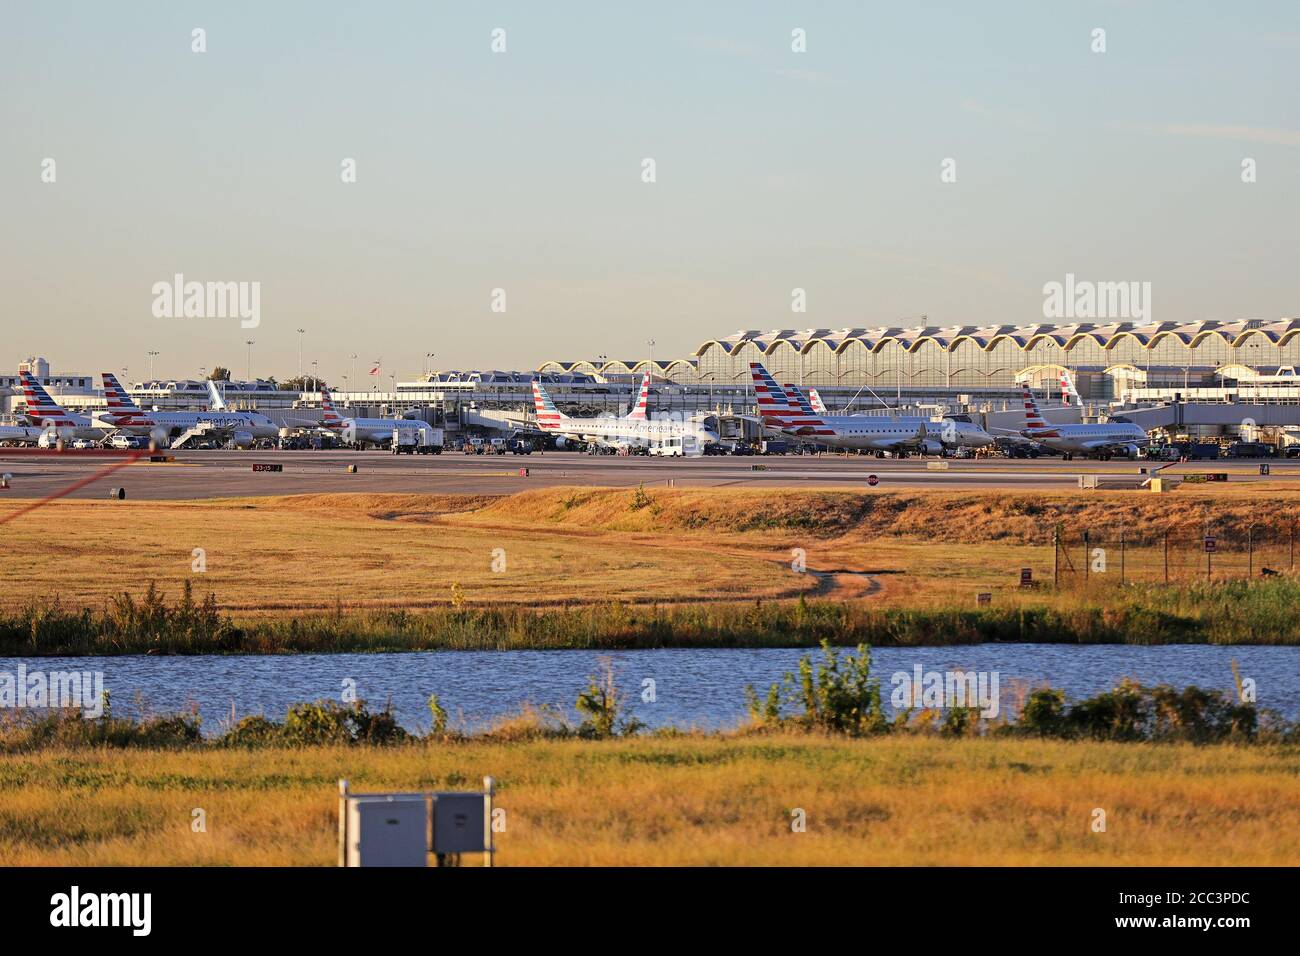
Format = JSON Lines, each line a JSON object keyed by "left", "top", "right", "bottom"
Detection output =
{"left": 104, "top": 410, "right": 278, "bottom": 440}
{"left": 1022, "top": 423, "right": 1149, "bottom": 456}
{"left": 551, "top": 415, "right": 719, "bottom": 454}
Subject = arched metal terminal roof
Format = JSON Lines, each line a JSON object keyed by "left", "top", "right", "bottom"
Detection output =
{"left": 691, "top": 319, "right": 1300, "bottom": 355}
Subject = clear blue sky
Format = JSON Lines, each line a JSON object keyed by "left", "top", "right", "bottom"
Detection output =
{"left": 2, "top": 1, "right": 1297, "bottom": 383}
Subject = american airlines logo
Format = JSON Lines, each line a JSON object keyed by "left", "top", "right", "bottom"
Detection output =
{"left": 1042, "top": 272, "right": 1152, "bottom": 322}
{"left": 151, "top": 273, "right": 261, "bottom": 328}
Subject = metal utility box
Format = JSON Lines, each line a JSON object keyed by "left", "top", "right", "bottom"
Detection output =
{"left": 338, "top": 778, "right": 495, "bottom": 867}
{"left": 345, "top": 795, "right": 429, "bottom": 867}
{"left": 433, "top": 793, "right": 490, "bottom": 854}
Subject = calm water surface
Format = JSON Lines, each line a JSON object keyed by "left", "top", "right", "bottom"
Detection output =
{"left": 4, "top": 644, "right": 1297, "bottom": 734}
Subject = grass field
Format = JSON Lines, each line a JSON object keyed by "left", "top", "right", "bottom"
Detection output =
{"left": 5, "top": 487, "right": 1300, "bottom": 650}
{"left": 3, "top": 486, "right": 1299, "bottom": 614}
{"left": 2, "top": 734, "right": 1296, "bottom": 865}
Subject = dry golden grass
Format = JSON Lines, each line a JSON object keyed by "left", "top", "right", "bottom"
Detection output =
{"left": 2, "top": 735, "right": 1297, "bottom": 866}
{"left": 2, "top": 485, "right": 1296, "bottom": 616}
{"left": 0, "top": 494, "right": 813, "bottom": 615}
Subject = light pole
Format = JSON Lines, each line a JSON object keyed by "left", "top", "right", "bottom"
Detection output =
{"left": 147, "top": 350, "right": 159, "bottom": 381}
{"left": 245, "top": 340, "right": 255, "bottom": 381}
{"left": 311, "top": 360, "right": 319, "bottom": 394}
{"left": 350, "top": 353, "right": 358, "bottom": 385}
{"left": 297, "top": 328, "right": 306, "bottom": 380}
{"left": 647, "top": 339, "right": 655, "bottom": 384}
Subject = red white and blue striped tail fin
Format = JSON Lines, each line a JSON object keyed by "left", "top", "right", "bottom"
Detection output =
{"left": 317, "top": 385, "right": 345, "bottom": 428}
{"left": 808, "top": 388, "right": 829, "bottom": 415}
{"left": 626, "top": 371, "right": 650, "bottom": 420}
{"left": 532, "top": 377, "right": 566, "bottom": 431}
{"left": 1020, "top": 382, "right": 1060, "bottom": 438}
{"left": 1059, "top": 369, "right": 1080, "bottom": 406}
{"left": 782, "top": 383, "right": 817, "bottom": 416}
{"left": 100, "top": 372, "right": 146, "bottom": 425}
{"left": 101, "top": 372, "right": 141, "bottom": 412}
{"left": 19, "top": 371, "right": 70, "bottom": 423}
{"left": 749, "top": 362, "right": 798, "bottom": 426}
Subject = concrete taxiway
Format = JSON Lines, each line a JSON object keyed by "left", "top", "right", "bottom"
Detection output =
{"left": 0, "top": 448, "right": 1292, "bottom": 501}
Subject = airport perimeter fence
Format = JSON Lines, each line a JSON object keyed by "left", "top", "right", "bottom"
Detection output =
{"left": 1049, "top": 524, "right": 1299, "bottom": 587}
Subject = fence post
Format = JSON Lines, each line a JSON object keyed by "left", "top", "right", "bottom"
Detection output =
{"left": 1163, "top": 530, "right": 1169, "bottom": 584}
{"left": 1248, "top": 526, "right": 1254, "bottom": 579}
{"left": 1083, "top": 531, "right": 1089, "bottom": 585}
{"left": 1053, "top": 525, "right": 1060, "bottom": 587}
{"left": 1120, "top": 531, "right": 1126, "bottom": 585}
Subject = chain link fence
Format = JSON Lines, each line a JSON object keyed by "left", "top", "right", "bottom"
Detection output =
{"left": 1048, "top": 525, "right": 1299, "bottom": 586}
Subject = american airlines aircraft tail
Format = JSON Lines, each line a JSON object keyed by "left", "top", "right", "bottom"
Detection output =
{"left": 317, "top": 386, "right": 347, "bottom": 429}
{"left": 1059, "top": 369, "right": 1081, "bottom": 405}
{"left": 531, "top": 378, "right": 567, "bottom": 432}
{"left": 750, "top": 364, "right": 801, "bottom": 428}
{"left": 1019, "top": 384, "right": 1062, "bottom": 439}
{"left": 100, "top": 372, "right": 147, "bottom": 426}
{"left": 782, "top": 383, "right": 818, "bottom": 416}
{"left": 808, "top": 388, "right": 829, "bottom": 415}
{"left": 102, "top": 372, "right": 139, "bottom": 410}
{"left": 626, "top": 372, "right": 651, "bottom": 421}
{"left": 19, "top": 372, "right": 74, "bottom": 424}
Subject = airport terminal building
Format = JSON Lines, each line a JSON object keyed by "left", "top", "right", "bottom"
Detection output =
{"left": 540, "top": 318, "right": 1300, "bottom": 404}
{"left": 8, "top": 318, "right": 1300, "bottom": 428}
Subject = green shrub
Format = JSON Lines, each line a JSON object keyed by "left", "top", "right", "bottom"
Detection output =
{"left": 747, "top": 641, "right": 887, "bottom": 736}
{"left": 575, "top": 661, "right": 644, "bottom": 738}
{"left": 218, "top": 715, "right": 283, "bottom": 748}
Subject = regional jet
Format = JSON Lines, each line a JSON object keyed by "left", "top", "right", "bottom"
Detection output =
{"left": 1014, "top": 382, "right": 1148, "bottom": 460}
{"left": 749, "top": 363, "right": 926, "bottom": 455}
{"left": 532, "top": 372, "right": 718, "bottom": 456}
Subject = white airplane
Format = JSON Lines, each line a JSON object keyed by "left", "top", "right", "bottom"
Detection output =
{"left": 308, "top": 385, "right": 436, "bottom": 446}
{"left": 98, "top": 373, "right": 279, "bottom": 447}
{"left": 788, "top": 383, "right": 992, "bottom": 451}
{"left": 750, "top": 363, "right": 926, "bottom": 455}
{"left": 1016, "top": 382, "right": 1148, "bottom": 460}
{"left": 532, "top": 372, "right": 719, "bottom": 456}
{"left": 18, "top": 372, "right": 106, "bottom": 443}
{"left": 0, "top": 424, "right": 43, "bottom": 445}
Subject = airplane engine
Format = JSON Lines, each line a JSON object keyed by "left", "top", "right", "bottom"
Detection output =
{"left": 554, "top": 437, "right": 567, "bottom": 449}
{"left": 921, "top": 439, "right": 944, "bottom": 455}
{"left": 149, "top": 426, "right": 169, "bottom": 450}
{"left": 1124, "top": 444, "right": 1140, "bottom": 459}
{"left": 232, "top": 431, "right": 255, "bottom": 449}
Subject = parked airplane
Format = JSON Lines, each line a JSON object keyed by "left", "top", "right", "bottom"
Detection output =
{"left": 18, "top": 372, "right": 105, "bottom": 442}
{"left": 1015, "top": 382, "right": 1148, "bottom": 460}
{"left": 750, "top": 363, "right": 926, "bottom": 455}
{"left": 783, "top": 382, "right": 992, "bottom": 451}
{"left": 0, "top": 424, "right": 43, "bottom": 445}
{"left": 309, "top": 386, "right": 436, "bottom": 447}
{"left": 532, "top": 373, "right": 718, "bottom": 456}
{"left": 99, "top": 372, "right": 278, "bottom": 448}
